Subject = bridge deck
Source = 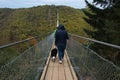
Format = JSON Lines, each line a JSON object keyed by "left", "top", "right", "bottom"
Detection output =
{"left": 40, "top": 50, "right": 78, "bottom": 80}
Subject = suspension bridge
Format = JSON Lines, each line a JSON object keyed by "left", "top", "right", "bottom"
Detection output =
{"left": 0, "top": 33, "right": 120, "bottom": 80}
{"left": 0, "top": 9, "right": 120, "bottom": 80}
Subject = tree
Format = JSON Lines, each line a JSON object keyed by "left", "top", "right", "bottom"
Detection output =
{"left": 92, "top": 0, "right": 116, "bottom": 8}
{"left": 84, "top": 0, "right": 120, "bottom": 65}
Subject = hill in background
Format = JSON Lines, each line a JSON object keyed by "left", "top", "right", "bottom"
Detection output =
{"left": 0, "top": 5, "right": 92, "bottom": 45}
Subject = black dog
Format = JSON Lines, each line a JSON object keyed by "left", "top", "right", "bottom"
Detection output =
{"left": 51, "top": 48, "right": 57, "bottom": 61}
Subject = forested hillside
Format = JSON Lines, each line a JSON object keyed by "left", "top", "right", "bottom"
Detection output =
{"left": 0, "top": 5, "right": 91, "bottom": 46}
{"left": 0, "top": 5, "right": 92, "bottom": 66}
{"left": 0, "top": 4, "right": 119, "bottom": 67}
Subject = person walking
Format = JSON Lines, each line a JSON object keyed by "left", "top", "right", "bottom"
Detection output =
{"left": 55, "top": 24, "right": 69, "bottom": 64}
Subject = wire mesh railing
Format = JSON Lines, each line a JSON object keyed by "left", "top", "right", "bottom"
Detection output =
{"left": 66, "top": 34, "right": 120, "bottom": 80}
{"left": 0, "top": 34, "right": 54, "bottom": 80}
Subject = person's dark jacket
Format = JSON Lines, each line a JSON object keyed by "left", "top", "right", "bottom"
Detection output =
{"left": 55, "top": 24, "right": 69, "bottom": 47}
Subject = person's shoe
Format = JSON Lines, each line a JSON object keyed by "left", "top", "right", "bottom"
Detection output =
{"left": 59, "top": 60, "right": 62, "bottom": 64}
{"left": 52, "top": 56, "right": 55, "bottom": 62}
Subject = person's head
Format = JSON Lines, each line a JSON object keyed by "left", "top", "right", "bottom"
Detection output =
{"left": 58, "top": 24, "right": 65, "bottom": 30}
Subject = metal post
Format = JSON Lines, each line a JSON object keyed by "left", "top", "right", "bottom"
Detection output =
{"left": 56, "top": 7, "right": 59, "bottom": 27}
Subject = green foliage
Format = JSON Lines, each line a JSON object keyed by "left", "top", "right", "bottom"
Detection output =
{"left": 0, "top": 5, "right": 92, "bottom": 66}
{"left": 84, "top": 0, "right": 120, "bottom": 66}
{"left": 58, "top": 6, "right": 92, "bottom": 37}
{"left": 92, "top": 0, "right": 116, "bottom": 8}
{"left": 0, "top": 5, "right": 92, "bottom": 45}
{"left": 0, "top": 47, "right": 19, "bottom": 67}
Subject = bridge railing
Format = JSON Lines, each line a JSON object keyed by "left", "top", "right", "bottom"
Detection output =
{"left": 0, "top": 33, "right": 54, "bottom": 80}
{"left": 67, "top": 33, "right": 120, "bottom": 80}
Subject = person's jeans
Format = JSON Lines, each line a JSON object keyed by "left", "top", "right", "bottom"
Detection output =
{"left": 57, "top": 45, "right": 66, "bottom": 60}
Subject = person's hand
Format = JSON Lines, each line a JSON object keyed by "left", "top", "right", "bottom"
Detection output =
{"left": 54, "top": 45, "right": 57, "bottom": 49}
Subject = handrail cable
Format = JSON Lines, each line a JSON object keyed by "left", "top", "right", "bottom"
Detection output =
{"left": 0, "top": 33, "right": 50, "bottom": 49}
{"left": 69, "top": 33, "right": 120, "bottom": 49}
{"left": 0, "top": 34, "right": 54, "bottom": 80}
{"left": 67, "top": 36, "right": 120, "bottom": 80}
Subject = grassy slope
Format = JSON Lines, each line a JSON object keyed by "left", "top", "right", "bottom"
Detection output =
{"left": 0, "top": 5, "right": 92, "bottom": 66}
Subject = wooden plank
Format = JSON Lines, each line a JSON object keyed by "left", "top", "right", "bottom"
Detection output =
{"left": 65, "top": 67, "right": 73, "bottom": 80}
{"left": 44, "top": 60, "right": 54, "bottom": 80}
{"left": 65, "top": 50, "right": 78, "bottom": 80}
{"left": 40, "top": 53, "right": 50, "bottom": 80}
{"left": 58, "top": 63, "right": 66, "bottom": 80}
{"left": 63, "top": 54, "right": 69, "bottom": 67}
{"left": 40, "top": 46, "right": 78, "bottom": 80}
{"left": 52, "top": 58, "right": 59, "bottom": 80}
{"left": 40, "top": 43, "right": 55, "bottom": 80}
{"left": 64, "top": 55, "right": 73, "bottom": 80}
{"left": 44, "top": 47, "right": 58, "bottom": 80}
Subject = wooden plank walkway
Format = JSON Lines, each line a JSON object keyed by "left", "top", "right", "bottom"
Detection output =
{"left": 40, "top": 50, "right": 78, "bottom": 80}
